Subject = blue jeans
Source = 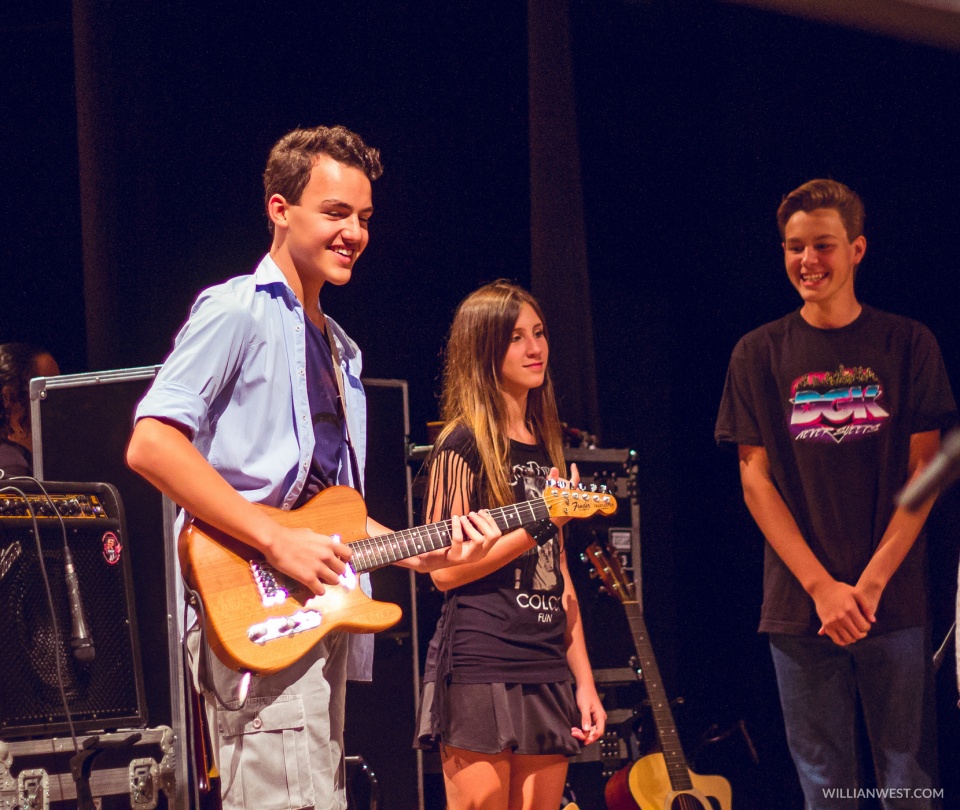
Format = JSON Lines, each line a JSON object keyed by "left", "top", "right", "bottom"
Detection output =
{"left": 769, "top": 628, "right": 939, "bottom": 809}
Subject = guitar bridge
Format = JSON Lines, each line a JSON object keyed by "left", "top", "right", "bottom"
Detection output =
{"left": 247, "top": 609, "right": 323, "bottom": 644}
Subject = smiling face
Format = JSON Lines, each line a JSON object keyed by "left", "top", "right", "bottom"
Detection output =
{"left": 499, "top": 303, "right": 548, "bottom": 400}
{"left": 783, "top": 207, "right": 866, "bottom": 324}
{"left": 269, "top": 154, "right": 373, "bottom": 290}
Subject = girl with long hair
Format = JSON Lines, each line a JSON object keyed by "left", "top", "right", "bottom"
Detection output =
{"left": 415, "top": 280, "right": 605, "bottom": 809}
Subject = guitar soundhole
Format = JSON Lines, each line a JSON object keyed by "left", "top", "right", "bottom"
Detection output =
{"left": 670, "top": 795, "right": 714, "bottom": 810}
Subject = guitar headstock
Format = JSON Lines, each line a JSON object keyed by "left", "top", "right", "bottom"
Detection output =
{"left": 542, "top": 481, "right": 617, "bottom": 519}
{"left": 583, "top": 542, "right": 634, "bottom": 604}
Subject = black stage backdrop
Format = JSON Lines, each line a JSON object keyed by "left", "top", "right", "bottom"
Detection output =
{"left": 3, "top": 0, "right": 960, "bottom": 805}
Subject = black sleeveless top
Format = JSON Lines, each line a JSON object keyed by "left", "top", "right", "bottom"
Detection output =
{"left": 422, "top": 423, "right": 571, "bottom": 685}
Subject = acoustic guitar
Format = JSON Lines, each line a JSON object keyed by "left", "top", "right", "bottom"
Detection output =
{"left": 584, "top": 543, "right": 732, "bottom": 810}
{"left": 180, "top": 483, "right": 616, "bottom": 675}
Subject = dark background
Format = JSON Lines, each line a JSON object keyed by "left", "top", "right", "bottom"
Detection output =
{"left": 4, "top": 0, "right": 960, "bottom": 806}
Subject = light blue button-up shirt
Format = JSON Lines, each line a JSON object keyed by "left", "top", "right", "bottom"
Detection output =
{"left": 136, "top": 253, "right": 374, "bottom": 678}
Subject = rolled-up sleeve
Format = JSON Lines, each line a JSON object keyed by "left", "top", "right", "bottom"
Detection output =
{"left": 136, "top": 289, "right": 254, "bottom": 437}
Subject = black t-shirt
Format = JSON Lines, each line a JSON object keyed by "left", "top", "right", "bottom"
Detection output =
{"left": 715, "top": 306, "right": 956, "bottom": 635}
{"left": 295, "top": 318, "right": 351, "bottom": 506}
{"left": 0, "top": 439, "right": 31, "bottom": 478}
{"left": 422, "top": 423, "right": 571, "bottom": 683}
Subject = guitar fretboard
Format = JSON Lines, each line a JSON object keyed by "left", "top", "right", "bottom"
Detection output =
{"left": 348, "top": 498, "right": 550, "bottom": 573}
{"left": 622, "top": 600, "right": 694, "bottom": 792}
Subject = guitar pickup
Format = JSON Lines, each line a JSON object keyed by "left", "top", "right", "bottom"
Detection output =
{"left": 247, "top": 610, "right": 323, "bottom": 644}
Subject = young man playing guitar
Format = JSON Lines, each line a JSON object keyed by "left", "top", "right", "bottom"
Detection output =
{"left": 127, "top": 125, "right": 501, "bottom": 810}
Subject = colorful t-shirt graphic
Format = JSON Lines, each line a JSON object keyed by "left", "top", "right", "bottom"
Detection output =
{"left": 789, "top": 364, "right": 890, "bottom": 443}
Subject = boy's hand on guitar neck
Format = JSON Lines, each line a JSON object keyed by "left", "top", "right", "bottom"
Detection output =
{"left": 386, "top": 510, "right": 503, "bottom": 572}
{"left": 443, "top": 511, "right": 502, "bottom": 566}
{"left": 262, "top": 523, "right": 353, "bottom": 596}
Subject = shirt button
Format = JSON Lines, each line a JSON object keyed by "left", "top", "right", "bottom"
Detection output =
{"left": 298, "top": 368, "right": 305, "bottom": 376}
{"left": 252, "top": 717, "right": 262, "bottom": 730}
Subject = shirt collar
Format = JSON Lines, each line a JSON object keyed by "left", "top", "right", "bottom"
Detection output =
{"left": 254, "top": 253, "right": 296, "bottom": 293}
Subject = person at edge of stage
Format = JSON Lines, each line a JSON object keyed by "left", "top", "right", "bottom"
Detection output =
{"left": 126, "top": 125, "right": 502, "bottom": 810}
{"left": 0, "top": 343, "right": 60, "bottom": 477}
{"left": 414, "top": 280, "right": 607, "bottom": 810}
{"left": 715, "top": 178, "right": 957, "bottom": 809}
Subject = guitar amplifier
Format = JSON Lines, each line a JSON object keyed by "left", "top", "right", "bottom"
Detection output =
{"left": 0, "top": 481, "right": 147, "bottom": 737}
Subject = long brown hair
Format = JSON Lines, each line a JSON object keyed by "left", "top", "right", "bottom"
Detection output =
{"left": 436, "top": 280, "right": 566, "bottom": 506}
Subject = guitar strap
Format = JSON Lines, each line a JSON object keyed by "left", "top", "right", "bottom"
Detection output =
{"left": 325, "top": 315, "right": 364, "bottom": 495}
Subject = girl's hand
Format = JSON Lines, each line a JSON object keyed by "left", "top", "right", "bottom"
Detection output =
{"left": 571, "top": 682, "right": 607, "bottom": 746}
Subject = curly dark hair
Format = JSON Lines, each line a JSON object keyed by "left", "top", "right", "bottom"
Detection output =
{"left": 0, "top": 343, "right": 48, "bottom": 440}
{"left": 263, "top": 125, "right": 382, "bottom": 233}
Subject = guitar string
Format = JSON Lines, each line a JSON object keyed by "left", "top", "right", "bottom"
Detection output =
{"left": 590, "top": 548, "right": 694, "bottom": 791}
{"left": 623, "top": 600, "right": 695, "bottom": 790}
{"left": 348, "top": 498, "right": 550, "bottom": 573}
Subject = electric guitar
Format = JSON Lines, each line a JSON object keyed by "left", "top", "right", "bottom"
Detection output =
{"left": 180, "top": 483, "right": 616, "bottom": 675}
{"left": 584, "top": 543, "right": 732, "bottom": 810}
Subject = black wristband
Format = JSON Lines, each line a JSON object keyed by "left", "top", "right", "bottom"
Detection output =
{"left": 528, "top": 518, "right": 559, "bottom": 547}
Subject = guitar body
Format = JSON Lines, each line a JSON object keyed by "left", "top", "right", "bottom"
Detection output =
{"left": 605, "top": 753, "right": 731, "bottom": 810}
{"left": 179, "top": 486, "right": 403, "bottom": 675}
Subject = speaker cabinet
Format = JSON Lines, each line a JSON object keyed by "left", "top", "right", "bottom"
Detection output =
{"left": 0, "top": 481, "right": 146, "bottom": 737}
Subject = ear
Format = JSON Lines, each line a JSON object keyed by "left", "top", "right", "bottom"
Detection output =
{"left": 851, "top": 234, "right": 867, "bottom": 265}
{"left": 267, "top": 194, "right": 291, "bottom": 231}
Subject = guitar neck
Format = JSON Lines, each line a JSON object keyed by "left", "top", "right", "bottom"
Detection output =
{"left": 347, "top": 498, "right": 550, "bottom": 573}
{"left": 622, "top": 600, "right": 695, "bottom": 792}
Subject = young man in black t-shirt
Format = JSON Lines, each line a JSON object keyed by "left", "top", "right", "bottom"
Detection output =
{"left": 716, "top": 179, "right": 955, "bottom": 808}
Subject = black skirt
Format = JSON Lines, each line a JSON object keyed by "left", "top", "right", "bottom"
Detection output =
{"left": 415, "top": 680, "right": 583, "bottom": 757}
